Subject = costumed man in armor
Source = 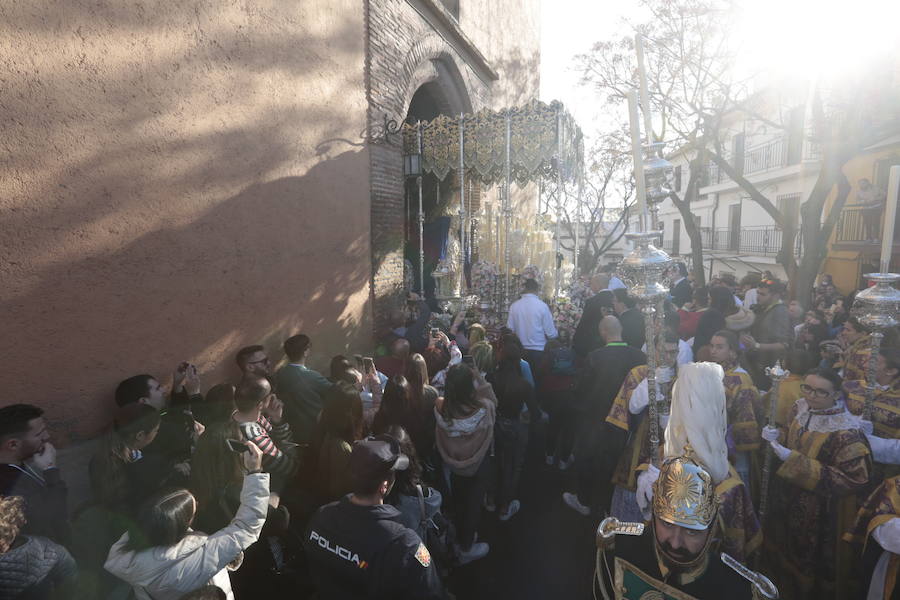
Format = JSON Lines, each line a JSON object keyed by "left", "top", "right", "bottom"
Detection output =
{"left": 761, "top": 367, "right": 873, "bottom": 599}
{"left": 635, "top": 362, "right": 762, "bottom": 563}
{"left": 596, "top": 446, "right": 758, "bottom": 599}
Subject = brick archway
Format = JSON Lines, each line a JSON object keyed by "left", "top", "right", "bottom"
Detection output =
{"left": 368, "top": 29, "right": 483, "bottom": 333}
{"left": 398, "top": 34, "right": 476, "bottom": 119}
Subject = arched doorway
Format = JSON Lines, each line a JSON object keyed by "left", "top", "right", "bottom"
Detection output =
{"left": 403, "top": 70, "right": 477, "bottom": 306}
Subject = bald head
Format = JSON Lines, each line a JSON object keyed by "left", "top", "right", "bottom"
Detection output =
{"left": 391, "top": 338, "right": 410, "bottom": 359}
{"left": 599, "top": 315, "right": 623, "bottom": 342}
{"left": 591, "top": 273, "right": 610, "bottom": 293}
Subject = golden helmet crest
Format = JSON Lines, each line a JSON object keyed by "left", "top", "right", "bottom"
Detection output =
{"left": 652, "top": 445, "right": 717, "bottom": 531}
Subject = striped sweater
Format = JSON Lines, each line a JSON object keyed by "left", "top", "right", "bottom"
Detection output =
{"left": 236, "top": 415, "right": 298, "bottom": 479}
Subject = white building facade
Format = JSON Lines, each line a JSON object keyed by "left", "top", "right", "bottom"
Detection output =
{"left": 618, "top": 87, "right": 821, "bottom": 283}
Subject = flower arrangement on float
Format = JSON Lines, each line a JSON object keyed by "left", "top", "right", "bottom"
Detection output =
{"left": 471, "top": 261, "right": 500, "bottom": 301}
{"left": 566, "top": 275, "right": 592, "bottom": 309}
{"left": 521, "top": 264, "right": 543, "bottom": 285}
{"left": 552, "top": 295, "right": 583, "bottom": 343}
{"left": 403, "top": 259, "right": 415, "bottom": 293}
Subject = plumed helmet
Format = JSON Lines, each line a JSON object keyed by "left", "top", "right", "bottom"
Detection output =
{"left": 652, "top": 444, "right": 718, "bottom": 531}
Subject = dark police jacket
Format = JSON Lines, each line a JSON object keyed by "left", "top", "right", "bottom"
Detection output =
{"left": 304, "top": 494, "right": 446, "bottom": 600}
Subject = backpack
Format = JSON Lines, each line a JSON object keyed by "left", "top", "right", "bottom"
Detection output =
{"left": 550, "top": 346, "right": 578, "bottom": 376}
{"left": 415, "top": 484, "right": 456, "bottom": 574}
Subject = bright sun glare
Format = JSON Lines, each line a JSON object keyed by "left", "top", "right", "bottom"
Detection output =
{"left": 735, "top": 0, "right": 900, "bottom": 79}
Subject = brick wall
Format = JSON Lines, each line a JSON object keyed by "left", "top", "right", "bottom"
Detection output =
{"left": 364, "top": 0, "right": 540, "bottom": 332}
{"left": 365, "top": 0, "right": 493, "bottom": 331}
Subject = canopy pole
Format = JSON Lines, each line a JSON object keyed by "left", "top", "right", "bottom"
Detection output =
{"left": 459, "top": 114, "right": 466, "bottom": 296}
{"left": 504, "top": 111, "right": 512, "bottom": 318}
{"left": 417, "top": 121, "right": 425, "bottom": 298}
{"left": 575, "top": 169, "right": 582, "bottom": 276}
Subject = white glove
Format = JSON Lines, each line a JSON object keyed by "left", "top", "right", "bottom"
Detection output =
{"left": 873, "top": 518, "right": 900, "bottom": 554}
{"left": 629, "top": 379, "right": 650, "bottom": 414}
{"left": 867, "top": 434, "right": 900, "bottom": 465}
{"left": 761, "top": 425, "right": 780, "bottom": 443}
{"left": 656, "top": 366, "right": 674, "bottom": 385}
{"left": 636, "top": 464, "right": 660, "bottom": 520}
{"left": 659, "top": 413, "right": 670, "bottom": 430}
{"left": 770, "top": 441, "right": 790, "bottom": 461}
{"left": 859, "top": 419, "right": 875, "bottom": 435}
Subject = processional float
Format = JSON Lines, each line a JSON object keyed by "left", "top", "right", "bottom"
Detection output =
{"left": 395, "top": 99, "right": 584, "bottom": 319}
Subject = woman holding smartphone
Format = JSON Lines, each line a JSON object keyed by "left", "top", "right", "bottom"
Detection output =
{"left": 105, "top": 440, "right": 269, "bottom": 600}
{"left": 434, "top": 363, "right": 496, "bottom": 564}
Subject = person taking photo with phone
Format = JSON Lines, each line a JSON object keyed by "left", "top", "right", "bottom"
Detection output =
{"left": 105, "top": 440, "right": 270, "bottom": 600}
{"left": 231, "top": 379, "right": 298, "bottom": 489}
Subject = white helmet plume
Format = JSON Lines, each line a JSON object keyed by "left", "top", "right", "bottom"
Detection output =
{"left": 664, "top": 361, "right": 729, "bottom": 483}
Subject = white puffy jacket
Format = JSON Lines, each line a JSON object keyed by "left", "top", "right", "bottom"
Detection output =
{"left": 105, "top": 473, "right": 269, "bottom": 600}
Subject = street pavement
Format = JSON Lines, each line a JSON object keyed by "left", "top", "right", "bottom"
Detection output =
{"left": 447, "top": 429, "right": 600, "bottom": 600}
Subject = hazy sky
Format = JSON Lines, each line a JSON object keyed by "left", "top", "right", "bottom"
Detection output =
{"left": 539, "top": 1, "right": 646, "bottom": 144}
{"left": 539, "top": 0, "right": 899, "bottom": 149}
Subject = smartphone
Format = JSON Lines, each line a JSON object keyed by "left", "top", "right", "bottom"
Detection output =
{"left": 353, "top": 354, "right": 364, "bottom": 371}
{"left": 430, "top": 327, "right": 440, "bottom": 338}
{"left": 225, "top": 438, "right": 249, "bottom": 453}
{"left": 462, "top": 355, "right": 476, "bottom": 368}
{"left": 363, "top": 357, "right": 375, "bottom": 375}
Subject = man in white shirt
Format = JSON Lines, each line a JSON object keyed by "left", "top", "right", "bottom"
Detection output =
{"left": 507, "top": 278, "right": 558, "bottom": 375}
{"left": 608, "top": 275, "right": 626, "bottom": 290}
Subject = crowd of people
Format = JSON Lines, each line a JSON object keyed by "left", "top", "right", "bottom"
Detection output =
{"left": 2, "top": 266, "right": 900, "bottom": 599}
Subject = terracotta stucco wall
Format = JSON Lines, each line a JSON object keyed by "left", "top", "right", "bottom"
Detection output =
{"left": 460, "top": 0, "right": 541, "bottom": 109}
{"left": 0, "top": 1, "right": 371, "bottom": 443}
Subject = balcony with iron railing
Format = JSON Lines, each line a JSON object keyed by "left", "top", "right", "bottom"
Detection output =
{"left": 681, "top": 226, "right": 804, "bottom": 257}
{"left": 833, "top": 205, "right": 900, "bottom": 250}
{"left": 705, "top": 138, "right": 821, "bottom": 185}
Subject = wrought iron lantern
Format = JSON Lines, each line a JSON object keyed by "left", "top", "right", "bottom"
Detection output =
{"left": 404, "top": 151, "right": 422, "bottom": 178}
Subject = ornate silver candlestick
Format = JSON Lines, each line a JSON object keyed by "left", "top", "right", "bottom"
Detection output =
{"left": 643, "top": 142, "right": 674, "bottom": 247}
{"left": 759, "top": 360, "right": 788, "bottom": 529}
{"left": 618, "top": 230, "right": 673, "bottom": 465}
{"left": 851, "top": 273, "right": 900, "bottom": 419}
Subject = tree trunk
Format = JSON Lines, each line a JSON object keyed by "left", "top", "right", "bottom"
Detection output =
{"left": 669, "top": 153, "right": 706, "bottom": 287}
{"left": 795, "top": 166, "right": 852, "bottom": 309}
{"left": 779, "top": 224, "right": 800, "bottom": 298}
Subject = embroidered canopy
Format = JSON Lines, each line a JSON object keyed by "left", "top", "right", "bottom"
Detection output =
{"left": 401, "top": 99, "right": 584, "bottom": 188}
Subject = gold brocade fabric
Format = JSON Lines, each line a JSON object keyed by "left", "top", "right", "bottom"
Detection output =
{"left": 722, "top": 365, "right": 762, "bottom": 452}
{"left": 843, "top": 378, "right": 900, "bottom": 440}
{"left": 836, "top": 335, "right": 872, "bottom": 383}
{"left": 845, "top": 476, "right": 900, "bottom": 599}
{"left": 763, "top": 401, "right": 873, "bottom": 600}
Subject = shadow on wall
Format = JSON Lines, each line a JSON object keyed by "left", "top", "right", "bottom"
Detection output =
{"left": 0, "top": 1, "right": 374, "bottom": 444}
{"left": 3, "top": 149, "right": 373, "bottom": 445}
{"left": 493, "top": 47, "right": 541, "bottom": 108}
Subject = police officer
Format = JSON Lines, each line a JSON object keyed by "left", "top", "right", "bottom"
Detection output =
{"left": 304, "top": 434, "right": 446, "bottom": 599}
